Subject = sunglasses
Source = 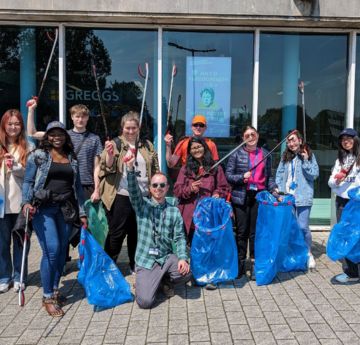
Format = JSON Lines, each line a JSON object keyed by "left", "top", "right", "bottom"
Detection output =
{"left": 151, "top": 182, "right": 167, "bottom": 189}
{"left": 244, "top": 132, "right": 257, "bottom": 139}
{"left": 192, "top": 123, "right": 205, "bottom": 128}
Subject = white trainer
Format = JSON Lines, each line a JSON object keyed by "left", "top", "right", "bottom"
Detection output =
{"left": 334, "top": 273, "right": 359, "bottom": 284}
{"left": 13, "top": 282, "right": 25, "bottom": 293}
{"left": 308, "top": 254, "right": 316, "bottom": 270}
{"left": 0, "top": 283, "right": 9, "bottom": 293}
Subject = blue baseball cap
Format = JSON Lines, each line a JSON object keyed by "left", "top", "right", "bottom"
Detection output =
{"left": 339, "top": 128, "right": 358, "bottom": 138}
{"left": 45, "top": 121, "right": 66, "bottom": 133}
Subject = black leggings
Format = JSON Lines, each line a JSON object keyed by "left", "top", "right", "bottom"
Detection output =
{"left": 336, "top": 196, "right": 359, "bottom": 278}
{"left": 233, "top": 190, "right": 259, "bottom": 261}
{"left": 105, "top": 194, "right": 137, "bottom": 269}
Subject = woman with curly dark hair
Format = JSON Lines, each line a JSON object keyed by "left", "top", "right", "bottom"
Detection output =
{"left": 22, "top": 121, "right": 86, "bottom": 317}
{"left": 174, "top": 137, "right": 229, "bottom": 244}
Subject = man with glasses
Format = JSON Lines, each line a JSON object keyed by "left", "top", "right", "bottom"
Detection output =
{"left": 125, "top": 154, "right": 191, "bottom": 309}
{"left": 165, "top": 114, "right": 219, "bottom": 168}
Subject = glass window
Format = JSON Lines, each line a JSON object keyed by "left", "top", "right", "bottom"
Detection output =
{"left": 163, "top": 30, "right": 254, "bottom": 168}
{"left": 354, "top": 35, "right": 360, "bottom": 132}
{"left": 258, "top": 33, "right": 348, "bottom": 223}
{"left": 65, "top": 28, "right": 157, "bottom": 142}
{"left": 0, "top": 27, "right": 59, "bottom": 125}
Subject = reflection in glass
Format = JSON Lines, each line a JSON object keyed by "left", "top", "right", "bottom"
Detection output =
{"left": 354, "top": 35, "right": 360, "bottom": 133}
{"left": 258, "top": 33, "right": 348, "bottom": 212}
{"left": 65, "top": 28, "right": 157, "bottom": 142}
{"left": 163, "top": 31, "right": 254, "bottom": 162}
{"left": 0, "top": 27, "right": 59, "bottom": 124}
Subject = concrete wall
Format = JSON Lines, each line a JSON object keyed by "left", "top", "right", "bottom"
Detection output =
{"left": 1, "top": 0, "right": 360, "bottom": 28}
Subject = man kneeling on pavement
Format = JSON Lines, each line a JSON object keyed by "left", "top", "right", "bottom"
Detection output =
{"left": 125, "top": 154, "right": 191, "bottom": 309}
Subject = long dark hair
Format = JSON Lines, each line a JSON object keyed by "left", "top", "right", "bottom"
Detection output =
{"left": 185, "top": 137, "right": 215, "bottom": 175}
{"left": 39, "top": 129, "right": 75, "bottom": 158}
{"left": 338, "top": 135, "right": 360, "bottom": 166}
{"left": 281, "top": 129, "right": 312, "bottom": 162}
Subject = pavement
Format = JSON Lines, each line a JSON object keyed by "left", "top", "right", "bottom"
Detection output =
{"left": 0, "top": 232, "right": 360, "bottom": 345}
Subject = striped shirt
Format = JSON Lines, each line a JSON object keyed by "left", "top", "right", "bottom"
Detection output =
{"left": 68, "top": 130, "right": 103, "bottom": 185}
{"left": 127, "top": 169, "right": 188, "bottom": 269}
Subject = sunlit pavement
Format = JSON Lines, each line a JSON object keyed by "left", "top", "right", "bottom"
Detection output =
{"left": 0, "top": 232, "right": 359, "bottom": 345}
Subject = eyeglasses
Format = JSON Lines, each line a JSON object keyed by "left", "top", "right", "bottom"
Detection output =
{"left": 151, "top": 182, "right": 167, "bottom": 189}
{"left": 192, "top": 123, "right": 205, "bottom": 128}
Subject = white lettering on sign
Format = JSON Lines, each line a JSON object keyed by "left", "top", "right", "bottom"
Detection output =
{"left": 66, "top": 90, "right": 120, "bottom": 102}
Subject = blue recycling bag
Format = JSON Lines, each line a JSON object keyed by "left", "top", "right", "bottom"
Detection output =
{"left": 255, "top": 191, "right": 308, "bottom": 286}
{"left": 191, "top": 197, "right": 238, "bottom": 285}
{"left": 78, "top": 228, "right": 133, "bottom": 308}
{"left": 327, "top": 187, "right": 360, "bottom": 263}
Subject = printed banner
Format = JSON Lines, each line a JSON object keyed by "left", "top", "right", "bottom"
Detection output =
{"left": 186, "top": 57, "right": 231, "bottom": 137}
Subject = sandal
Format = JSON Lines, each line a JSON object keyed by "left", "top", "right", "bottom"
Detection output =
{"left": 42, "top": 297, "right": 64, "bottom": 317}
{"left": 53, "top": 289, "right": 67, "bottom": 307}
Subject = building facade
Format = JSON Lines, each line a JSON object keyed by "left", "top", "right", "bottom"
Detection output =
{"left": 1, "top": 0, "right": 360, "bottom": 224}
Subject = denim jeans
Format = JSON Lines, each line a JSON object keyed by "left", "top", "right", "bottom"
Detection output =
{"left": 32, "top": 204, "right": 72, "bottom": 297}
{"left": 0, "top": 213, "right": 29, "bottom": 284}
{"left": 295, "top": 206, "right": 312, "bottom": 251}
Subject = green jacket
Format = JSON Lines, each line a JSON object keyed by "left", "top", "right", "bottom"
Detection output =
{"left": 127, "top": 169, "right": 188, "bottom": 269}
{"left": 99, "top": 136, "right": 159, "bottom": 211}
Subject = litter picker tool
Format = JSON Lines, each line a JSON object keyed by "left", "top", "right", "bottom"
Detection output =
{"left": 91, "top": 59, "right": 109, "bottom": 139}
{"left": 134, "top": 63, "right": 149, "bottom": 166}
{"left": 298, "top": 80, "right": 306, "bottom": 143}
{"left": 26, "top": 29, "right": 59, "bottom": 107}
{"left": 195, "top": 135, "right": 254, "bottom": 180}
{"left": 18, "top": 207, "right": 30, "bottom": 307}
{"left": 137, "top": 62, "right": 149, "bottom": 129}
{"left": 249, "top": 130, "right": 298, "bottom": 172}
{"left": 166, "top": 64, "right": 177, "bottom": 134}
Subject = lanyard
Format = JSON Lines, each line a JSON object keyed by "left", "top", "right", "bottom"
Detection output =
{"left": 151, "top": 206, "right": 167, "bottom": 246}
{"left": 248, "top": 148, "right": 259, "bottom": 178}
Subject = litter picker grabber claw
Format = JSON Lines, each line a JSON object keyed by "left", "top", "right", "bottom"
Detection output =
{"left": 18, "top": 207, "right": 30, "bottom": 307}
{"left": 26, "top": 28, "right": 59, "bottom": 107}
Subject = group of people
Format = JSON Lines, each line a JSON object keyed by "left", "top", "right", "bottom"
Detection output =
{"left": 0, "top": 101, "right": 359, "bottom": 316}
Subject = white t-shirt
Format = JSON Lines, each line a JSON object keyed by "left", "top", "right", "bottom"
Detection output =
{"left": 117, "top": 144, "right": 148, "bottom": 197}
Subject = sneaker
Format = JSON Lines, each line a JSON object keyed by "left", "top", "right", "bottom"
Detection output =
{"left": 129, "top": 265, "right": 136, "bottom": 276}
{"left": 308, "top": 254, "right": 316, "bottom": 270}
{"left": 205, "top": 283, "right": 217, "bottom": 290}
{"left": 0, "top": 283, "right": 10, "bottom": 293}
{"left": 13, "top": 282, "right": 25, "bottom": 293}
{"left": 161, "top": 282, "right": 175, "bottom": 298}
{"left": 334, "top": 273, "right": 359, "bottom": 284}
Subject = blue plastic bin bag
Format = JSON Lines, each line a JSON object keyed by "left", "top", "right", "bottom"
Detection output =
{"left": 0, "top": 195, "right": 4, "bottom": 218}
{"left": 191, "top": 197, "right": 238, "bottom": 285}
{"left": 84, "top": 200, "right": 109, "bottom": 248}
{"left": 255, "top": 191, "right": 308, "bottom": 286}
{"left": 327, "top": 187, "right": 360, "bottom": 263}
{"left": 78, "top": 228, "right": 133, "bottom": 308}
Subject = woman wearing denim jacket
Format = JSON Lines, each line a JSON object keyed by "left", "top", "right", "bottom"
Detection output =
{"left": 22, "top": 121, "right": 86, "bottom": 317}
{"left": 275, "top": 130, "right": 319, "bottom": 269}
